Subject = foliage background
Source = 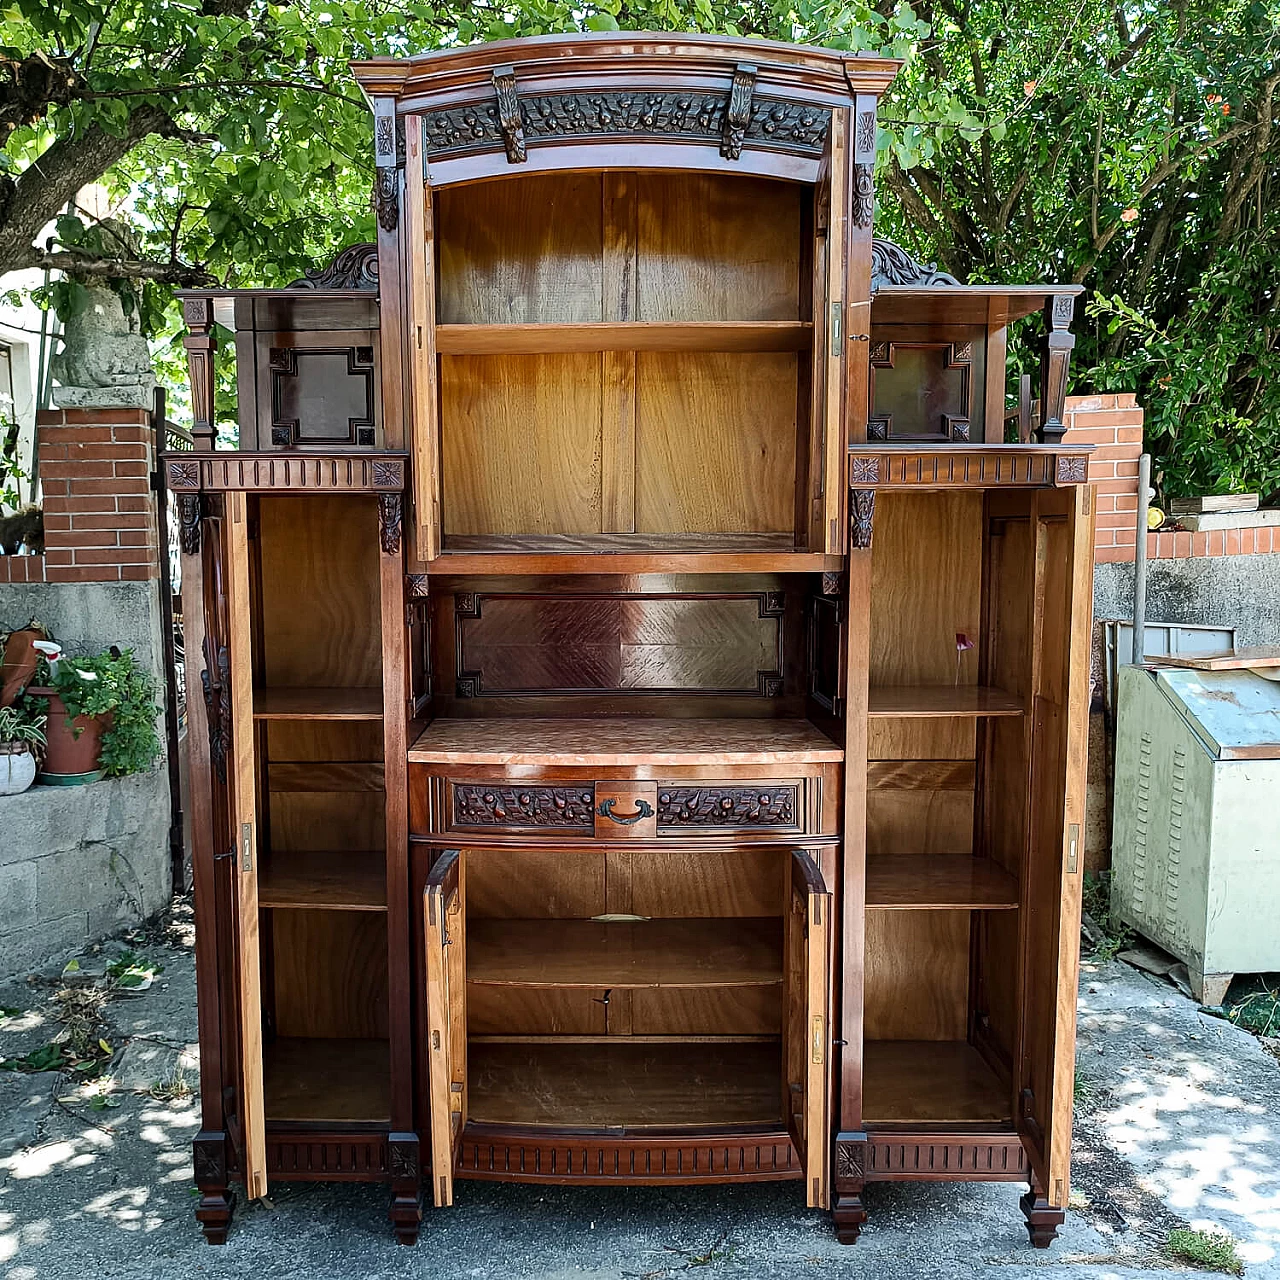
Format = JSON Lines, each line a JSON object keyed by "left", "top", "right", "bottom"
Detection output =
{"left": 2, "top": 0, "right": 1278, "bottom": 500}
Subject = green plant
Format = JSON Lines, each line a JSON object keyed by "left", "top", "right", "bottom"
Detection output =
{"left": 1081, "top": 871, "right": 1134, "bottom": 963}
{"left": 1225, "top": 978, "right": 1280, "bottom": 1039}
{"left": 0, "top": 704, "right": 46, "bottom": 753}
{"left": 1166, "top": 1227, "right": 1244, "bottom": 1274}
{"left": 35, "top": 648, "right": 161, "bottom": 778}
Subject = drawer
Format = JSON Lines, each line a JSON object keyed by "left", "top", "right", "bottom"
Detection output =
{"left": 411, "top": 769, "right": 820, "bottom": 839}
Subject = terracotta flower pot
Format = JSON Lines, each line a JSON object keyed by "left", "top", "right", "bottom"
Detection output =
{"left": 27, "top": 687, "right": 110, "bottom": 783}
{"left": 1, "top": 628, "right": 44, "bottom": 708}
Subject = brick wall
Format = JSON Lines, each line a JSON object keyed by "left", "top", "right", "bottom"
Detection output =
{"left": 1063, "top": 392, "right": 1279, "bottom": 562}
{"left": 0, "top": 407, "right": 159, "bottom": 585}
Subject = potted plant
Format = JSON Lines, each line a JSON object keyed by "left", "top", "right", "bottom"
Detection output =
{"left": 24, "top": 647, "right": 161, "bottom": 785}
{"left": 0, "top": 704, "right": 45, "bottom": 795}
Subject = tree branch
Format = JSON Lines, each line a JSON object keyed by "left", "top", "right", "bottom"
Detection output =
{"left": 6, "top": 248, "right": 215, "bottom": 286}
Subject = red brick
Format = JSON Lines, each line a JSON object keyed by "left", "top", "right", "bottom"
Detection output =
{"left": 1113, "top": 494, "right": 1138, "bottom": 511}
{"left": 43, "top": 425, "right": 112, "bottom": 443}
{"left": 43, "top": 549, "right": 73, "bottom": 566}
{"left": 1191, "top": 531, "right": 1209, "bottom": 556}
{"left": 1115, "top": 426, "right": 1144, "bottom": 443}
{"left": 1240, "top": 529, "right": 1257, "bottom": 553}
{"left": 1095, "top": 545, "right": 1133, "bottom": 563}
{"left": 1087, "top": 462, "right": 1117, "bottom": 480}
{"left": 116, "top": 530, "right": 156, "bottom": 548}
{"left": 40, "top": 513, "right": 71, "bottom": 532}
{"left": 70, "top": 512, "right": 150, "bottom": 531}
{"left": 47, "top": 564, "right": 118, "bottom": 583}
{"left": 111, "top": 426, "right": 151, "bottom": 442}
{"left": 1065, "top": 395, "right": 1117, "bottom": 413}
{"left": 57, "top": 530, "right": 119, "bottom": 549}
{"left": 1257, "top": 528, "right": 1274, "bottom": 553}
{"left": 117, "top": 564, "right": 158, "bottom": 581}
{"left": 41, "top": 460, "right": 114, "bottom": 479}
{"left": 66, "top": 479, "right": 135, "bottom": 495}
{"left": 1067, "top": 410, "right": 1139, "bottom": 429}
{"left": 53, "top": 494, "right": 117, "bottom": 514}
{"left": 1208, "top": 530, "right": 1225, "bottom": 556}
{"left": 1094, "top": 495, "right": 1117, "bottom": 513}
{"left": 1173, "top": 531, "right": 1192, "bottom": 557}
{"left": 1116, "top": 462, "right": 1140, "bottom": 478}
{"left": 1225, "top": 529, "right": 1241, "bottom": 555}
{"left": 1095, "top": 512, "right": 1134, "bottom": 529}
{"left": 39, "top": 479, "right": 68, "bottom": 497}
{"left": 72, "top": 546, "right": 155, "bottom": 565}
{"left": 1061, "top": 426, "right": 1120, "bottom": 445}
{"left": 36, "top": 408, "right": 65, "bottom": 427}
{"left": 1114, "top": 527, "right": 1137, "bottom": 546}
{"left": 59, "top": 407, "right": 150, "bottom": 426}
{"left": 63, "top": 443, "right": 146, "bottom": 462}
{"left": 112, "top": 462, "right": 150, "bottom": 480}
{"left": 1085, "top": 443, "right": 1144, "bottom": 461}
{"left": 1094, "top": 477, "right": 1136, "bottom": 494}
{"left": 38, "top": 444, "right": 68, "bottom": 462}
{"left": 115, "top": 496, "right": 151, "bottom": 513}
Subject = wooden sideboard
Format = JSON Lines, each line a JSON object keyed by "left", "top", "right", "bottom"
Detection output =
{"left": 171, "top": 31, "right": 1093, "bottom": 1250}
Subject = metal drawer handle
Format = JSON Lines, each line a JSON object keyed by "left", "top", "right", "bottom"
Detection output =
{"left": 596, "top": 797, "right": 654, "bottom": 825}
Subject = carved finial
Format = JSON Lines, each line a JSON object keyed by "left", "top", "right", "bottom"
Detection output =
{"left": 870, "top": 239, "right": 962, "bottom": 289}
{"left": 288, "top": 243, "right": 379, "bottom": 290}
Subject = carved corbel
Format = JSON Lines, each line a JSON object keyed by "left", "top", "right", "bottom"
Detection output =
{"left": 181, "top": 297, "right": 217, "bottom": 449}
{"left": 850, "top": 489, "right": 876, "bottom": 550}
{"left": 378, "top": 493, "right": 403, "bottom": 556}
{"left": 721, "top": 63, "right": 757, "bottom": 160}
{"left": 851, "top": 108, "right": 877, "bottom": 228}
{"left": 1037, "top": 293, "right": 1076, "bottom": 445}
{"left": 373, "top": 100, "right": 400, "bottom": 232}
{"left": 493, "top": 65, "right": 527, "bottom": 164}
{"left": 178, "top": 493, "right": 202, "bottom": 555}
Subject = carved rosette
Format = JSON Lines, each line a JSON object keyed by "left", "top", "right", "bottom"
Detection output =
{"left": 453, "top": 784, "right": 595, "bottom": 829}
{"left": 849, "top": 456, "right": 880, "bottom": 486}
{"left": 388, "top": 1136, "right": 420, "bottom": 1180}
{"left": 405, "top": 573, "right": 429, "bottom": 599}
{"left": 835, "top": 1139, "right": 867, "bottom": 1184}
{"left": 179, "top": 493, "right": 202, "bottom": 555}
{"left": 378, "top": 493, "right": 402, "bottom": 555}
{"left": 850, "top": 489, "right": 876, "bottom": 550}
{"left": 167, "top": 460, "right": 200, "bottom": 490}
{"left": 821, "top": 571, "right": 842, "bottom": 597}
{"left": 656, "top": 786, "right": 797, "bottom": 827}
{"left": 192, "top": 1134, "right": 228, "bottom": 1186}
{"left": 371, "top": 459, "right": 404, "bottom": 489}
{"left": 1054, "top": 454, "right": 1089, "bottom": 485}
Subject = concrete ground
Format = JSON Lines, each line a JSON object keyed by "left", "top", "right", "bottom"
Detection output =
{"left": 2, "top": 902, "right": 1278, "bottom": 1279}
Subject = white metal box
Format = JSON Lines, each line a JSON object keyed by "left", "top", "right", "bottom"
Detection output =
{"left": 1111, "top": 664, "right": 1280, "bottom": 1005}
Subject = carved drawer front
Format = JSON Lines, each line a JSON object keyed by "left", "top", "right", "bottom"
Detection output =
{"left": 450, "top": 782, "right": 596, "bottom": 834}
{"left": 656, "top": 783, "right": 803, "bottom": 834}
{"left": 593, "top": 783, "right": 657, "bottom": 839}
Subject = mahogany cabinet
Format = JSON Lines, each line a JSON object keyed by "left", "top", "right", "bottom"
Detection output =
{"left": 168, "top": 32, "right": 1094, "bottom": 1251}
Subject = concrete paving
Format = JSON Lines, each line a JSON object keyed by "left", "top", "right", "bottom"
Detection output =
{"left": 2, "top": 908, "right": 1278, "bottom": 1279}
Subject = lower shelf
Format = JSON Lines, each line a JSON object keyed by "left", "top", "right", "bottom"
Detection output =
{"left": 863, "top": 1041, "right": 1012, "bottom": 1126}
{"left": 263, "top": 1037, "right": 390, "bottom": 1124}
{"left": 467, "top": 1039, "right": 783, "bottom": 1130}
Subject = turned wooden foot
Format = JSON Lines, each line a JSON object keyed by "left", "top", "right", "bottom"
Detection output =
{"left": 1020, "top": 1186, "right": 1064, "bottom": 1248}
{"left": 193, "top": 1131, "right": 233, "bottom": 1244}
{"left": 389, "top": 1133, "right": 423, "bottom": 1246}
{"left": 833, "top": 1191, "right": 868, "bottom": 1244}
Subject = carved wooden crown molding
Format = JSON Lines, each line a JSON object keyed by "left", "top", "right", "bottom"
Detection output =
{"left": 871, "top": 238, "right": 962, "bottom": 289}
{"left": 287, "top": 243, "right": 379, "bottom": 291}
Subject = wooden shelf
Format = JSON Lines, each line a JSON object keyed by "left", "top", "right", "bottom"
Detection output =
{"left": 467, "top": 1040, "right": 783, "bottom": 1129}
{"left": 259, "top": 850, "right": 387, "bottom": 912}
{"left": 868, "top": 686, "right": 1024, "bottom": 718}
{"left": 428, "top": 550, "right": 843, "bottom": 576}
{"left": 435, "top": 321, "right": 813, "bottom": 355}
{"left": 263, "top": 1037, "right": 389, "bottom": 1123}
{"left": 253, "top": 687, "right": 383, "bottom": 721}
{"left": 409, "top": 717, "right": 843, "bottom": 766}
{"left": 866, "top": 856, "right": 1019, "bottom": 911}
{"left": 863, "top": 1041, "right": 1012, "bottom": 1125}
{"left": 467, "top": 918, "right": 782, "bottom": 988}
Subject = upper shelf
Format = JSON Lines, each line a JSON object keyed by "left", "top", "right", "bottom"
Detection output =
{"left": 409, "top": 717, "right": 843, "bottom": 766}
{"left": 253, "top": 688, "right": 383, "bottom": 721}
{"left": 435, "top": 321, "right": 813, "bottom": 356}
{"left": 868, "top": 686, "right": 1025, "bottom": 717}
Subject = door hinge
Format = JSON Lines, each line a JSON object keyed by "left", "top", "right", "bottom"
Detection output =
{"left": 830, "top": 302, "right": 842, "bottom": 357}
{"left": 1067, "top": 822, "right": 1080, "bottom": 875}
{"left": 240, "top": 822, "right": 253, "bottom": 873}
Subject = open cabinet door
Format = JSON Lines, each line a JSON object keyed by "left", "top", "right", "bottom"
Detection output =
{"left": 1018, "top": 484, "right": 1094, "bottom": 1216}
{"left": 809, "top": 110, "right": 848, "bottom": 553}
{"left": 786, "top": 849, "right": 833, "bottom": 1208}
{"left": 424, "top": 848, "right": 467, "bottom": 1206}
{"left": 223, "top": 491, "right": 267, "bottom": 1199}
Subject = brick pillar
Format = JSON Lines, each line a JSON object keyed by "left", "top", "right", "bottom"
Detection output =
{"left": 1060, "top": 393, "right": 1143, "bottom": 563}
{"left": 34, "top": 407, "right": 159, "bottom": 583}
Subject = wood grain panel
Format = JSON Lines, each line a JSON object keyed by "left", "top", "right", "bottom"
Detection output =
{"left": 440, "top": 354, "right": 602, "bottom": 536}
{"left": 263, "top": 1037, "right": 389, "bottom": 1123}
{"left": 868, "top": 491, "right": 983, "bottom": 760}
{"left": 257, "top": 495, "right": 381, "bottom": 689}
{"left": 863, "top": 909, "right": 969, "bottom": 1041}
{"left": 264, "top": 722, "right": 388, "bottom": 763}
{"left": 629, "top": 849, "right": 784, "bottom": 918}
{"left": 863, "top": 1041, "right": 1010, "bottom": 1124}
{"left": 270, "top": 910, "right": 388, "bottom": 1038}
{"left": 630, "top": 985, "right": 781, "bottom": 1036}
{"left": 635, "top": 352, "right": 797, "bottom": 534}
{"left": 465, "top": 985, "right": 606, "bottom": 1036}
{"left": 636, "top": 173, "right": 800, "bottom": 321}
{"left": 269, "top": 792, "right": 385, "bottom": 853}
{"left": 436, "top": 173, "right": 604, "bottom": 323}
{"left": 866, "top": 790, "right": 974, "bottom": 858}
{"left": 458, "top": 594, "right": 781, "bottom": 695}
{"left": 464, "top": 848, "right": 606, "bottom": 919}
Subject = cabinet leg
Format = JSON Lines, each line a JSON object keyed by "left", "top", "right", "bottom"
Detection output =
{"left": 192, "top": 1131, "right": 234, "bottom": 1244}
{"left": 833, "top": 1191, "right": 869, "bottom": 1244}
{"left": 389, "top": 1133, "right": 423, "bottom": 1246}
{"left": 1020, "top": 1185, "right": 1064, "bottom": 1248}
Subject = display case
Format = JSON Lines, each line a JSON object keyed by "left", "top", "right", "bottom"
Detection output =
{"left": 169, "top": 31, "right": 1094, "bottom": 1250}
